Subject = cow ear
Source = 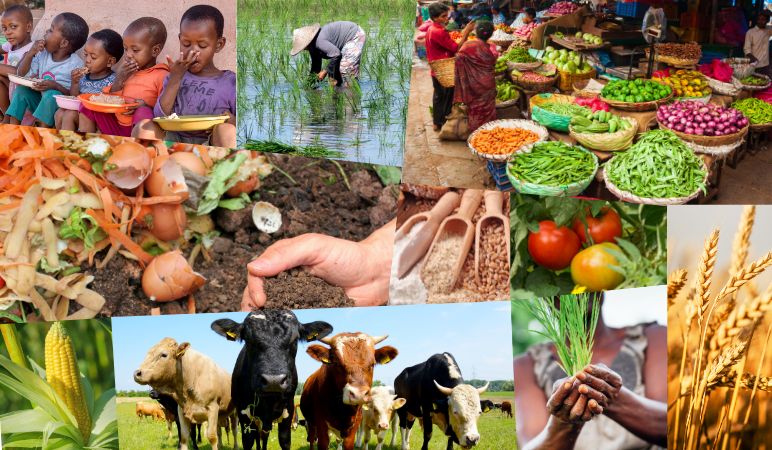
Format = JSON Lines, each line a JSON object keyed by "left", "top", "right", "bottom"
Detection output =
{"left": 300, "top": 321, "right": 333, "bottom": 342}
{"left": 211, "top": 319, "right": 242, "bottom": 341}
{"left": 175, "top": 342, "right": 190, "bottom": 358}
{"left": 375, "top": 346, "right": 398, "bottom": 365}
{"left": 307, "top": 344, "right": 332, "bottom": 364}
{"left": 393, "top": 398, "right": 407, "bottom": 410}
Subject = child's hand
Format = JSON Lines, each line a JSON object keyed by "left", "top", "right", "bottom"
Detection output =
{"left": 115, "top": 57, "right": 140, "bottom": 82}
{"left": 166, "top": 50, "right": 200, "bottom": 79}
{"left": 29, "top": 40, "right": 45, "bottom": 56}
{"left": 121, "top": 98, "right": 146, "bottom": 116}
{"left": 71, "top": 67, "right": 88, "bottom": 83}
{"left": 32, "top": 79, "right": 58, "bottom": 92}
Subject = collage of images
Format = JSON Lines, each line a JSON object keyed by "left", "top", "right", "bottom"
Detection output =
{"left": 0, "top": 0, "right": 770, "bottom": 449}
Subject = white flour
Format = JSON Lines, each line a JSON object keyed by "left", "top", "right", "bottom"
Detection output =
{"left": 388, "top": 221, "right": 428, "bottom": 305}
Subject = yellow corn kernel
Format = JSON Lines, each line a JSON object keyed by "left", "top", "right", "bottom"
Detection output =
{"left": 45, "top": 322, "right": 91, "bottom": 441}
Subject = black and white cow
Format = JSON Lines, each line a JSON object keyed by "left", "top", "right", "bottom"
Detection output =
{"left": 394, "top": 352, "right": 488, "bottom": 450}
{"left": 211, "top": 310, "right": 333, "bottom": 450}
{"left": 479, "top": 400, "right": 495, "bottom": 414}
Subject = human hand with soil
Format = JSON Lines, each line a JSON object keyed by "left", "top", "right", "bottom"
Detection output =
{"left": 242, "top": 219, "right": 396, "bottom": 309}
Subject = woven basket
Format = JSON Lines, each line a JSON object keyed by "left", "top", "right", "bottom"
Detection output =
{"left": 706, "top": 76, "right": 741, "bottom": 96}
{"left": 508, "top": 60, "right": 542, "bottom": 71}
{"left": 600, "top": 91, "right": 674, "bottom": 112}
{"left": 557, "top": 68, "right": 596, "bottom": 92}
{"left": 573, "top": 79, "right": 605, "bottom": 98}
{"left": 646, "top": 48, "right": 700, "bottom": 67}
{"left": 685, "top": 139, "right": 743, "bottom": 157}
{"left": 750, "top": 121, "right": 772, "bottom": 131}
{"left": 737, "top": 73, "right": 772, "bottom": 91}
{"left": 490, "top": 39, "right": 515, "bottom": 50}
{"left": 512, "top": 74, "right": 558, "bottom": 93}
{"left": 496, "top": 98, "right": 519, "bottom": 109}
{"left": 724, "top": 58, "right": 755, "bottom": 79}
{"left": 569, "top": 117, "right": 639, "bottom": 152}
{"left": 602, "top": 163, "right": 708, "bottom": 205}
{"left": 675, "top": 94, "right": 711, "bottom": 104}
{"left": 529, "top": 93, "right": 580, "bottom": 132}
{"left": 506, "top": 146, "right": 598, "bottom": 197}
{"left": 429, "top": 57, "right": 455, "bottom": 88}
{"left": 657, "top": 120, "right": 749, "bottom": 147}
{"left": 467, "top": 119, "right": 549, "bottom": 162}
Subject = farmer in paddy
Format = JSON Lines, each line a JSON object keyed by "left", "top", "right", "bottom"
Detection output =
{"left": 290, "top": 21, "right": 366, "bottom": 86}
{"left": 514, "top": 294, "right": 667, "bottom": 450}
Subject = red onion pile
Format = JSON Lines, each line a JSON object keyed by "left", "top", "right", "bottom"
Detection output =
{"left": 548, "top": 1, "right": 579, "bottom": 14}
{"left": 657, "top": 101, "right": 748, "bottom": 136}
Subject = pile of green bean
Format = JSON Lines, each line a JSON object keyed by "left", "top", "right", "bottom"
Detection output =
{"left": 605, "top": 129, "right": 706, "bottom": 199}
{"left": 731, "top": 98, "right": 772, "bottom": 125}
{"left": 508, "top": 141, "right": 596, "bottom": 186}
{"left": 540, "top": 102, "right": 590, "bottom": 117}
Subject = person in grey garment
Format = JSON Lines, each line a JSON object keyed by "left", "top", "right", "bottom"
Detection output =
{"left": 290, "top": 21, "right": 366, "bottom": 86}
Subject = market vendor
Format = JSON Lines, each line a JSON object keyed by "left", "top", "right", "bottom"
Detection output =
{"left": 290, "top": 21, "right": 366, "bottom": 86}
{"left": 454, "top": 20, "right": 497, "bottom": 132}
{"left": 744, "top": 11, "right": 772, "bottom": 77}
{"left": 511, "top": 8, "right": 538, "bottom": 28}
{"left": 514, "top": 294, "right": 667, "bottom": 450}
{"left": 426, "top": 2, "right": 475, "bottom": 131}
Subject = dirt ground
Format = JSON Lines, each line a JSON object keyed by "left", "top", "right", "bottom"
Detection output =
{"left": 92, "top": 155, "right": 397, "bottom": 317}
{"left": 712, "top": 141, "right": 772, "bottom": 204}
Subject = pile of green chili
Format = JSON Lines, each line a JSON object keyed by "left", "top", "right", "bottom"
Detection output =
{"left": 508, "top": 141, "right": 596, "bottom": 186}
{"left": 605, "top": 129, "right": 706, "bottom": 199}
{"left": 731, "top": 98, "right": 772, "bottom": 125}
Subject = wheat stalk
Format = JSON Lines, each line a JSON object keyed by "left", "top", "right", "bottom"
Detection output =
{"left": 694, "top": 230, "right": 720, "bottom": 324}
{"left": 729, "top": 205, "right": 755, "bottom": 279}
{"left": 714, "top": 251, "right": 772, "bottom": 302}
{"left": 668, "top": 269, "right": 688, "bottom": 307}
{"left": 709, "top": 284, "right": 772, "bottom": 356}
{"left": 704, "top": 340, "right": 749, "bottom": 386}
{"left": 709, "top": 371, "right": 772, "bottom": 392}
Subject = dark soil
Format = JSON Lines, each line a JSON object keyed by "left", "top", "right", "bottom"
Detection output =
{"left": 92, "top": 155, "right": 397, "bottom": 317}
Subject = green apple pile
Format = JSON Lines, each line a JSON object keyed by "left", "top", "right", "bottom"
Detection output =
{"left": 542, "top": 47, "right": 593, "bottom": 75}
{"left": 576, "top": 31, "right": 603, "bottom": 46}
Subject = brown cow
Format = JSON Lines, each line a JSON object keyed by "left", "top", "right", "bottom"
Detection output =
{"left": 501, "top": 401, "right": 513, "bottom": 418}
{"left": 133, "top": 337, "right": 239, "bottom": 450}
{"left": 300, "top": 333, "right": 398, "bottom": 450}
{"left": 135, "top": 401, "right": 165, "bottom": 421}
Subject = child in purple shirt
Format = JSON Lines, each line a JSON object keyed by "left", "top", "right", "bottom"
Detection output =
{"left": 136, "top": 5, "right": 235, "bottom": 147}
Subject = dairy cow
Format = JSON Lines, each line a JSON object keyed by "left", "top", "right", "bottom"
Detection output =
{"left": 301, "top": 333, "right": 399, "bottom": 450}
{"left": 395, "top": 353, "right": 488, "bottom": 450}
{"left": 211, "top": 310, "right": 333, "bottom": 450}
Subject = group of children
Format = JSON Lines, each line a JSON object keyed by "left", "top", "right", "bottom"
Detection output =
{"left": 0, "top": 4, "right": 236, "bottom": 147}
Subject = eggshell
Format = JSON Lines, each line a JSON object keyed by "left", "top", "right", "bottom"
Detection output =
{"left": 148, "top": 203, "right": 187, "bottom": 241}
{"left": 251, "top": 201, "right": 282, "bottom": 233}
{"left": 104, "top": 141, "right": 153, "bottom": 190}
{"left": 170, "top": 152, "right": 208, "bottom": 176}
{"left": 145, "top": 154, "right": 188, "bottom": 197}
{"left": 142, "top": 250, "right": 205, "bottom": 302}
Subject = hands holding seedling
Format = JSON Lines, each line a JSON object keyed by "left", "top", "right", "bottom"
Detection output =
{"left": 548, "top": 364, "right": 623, "bottom": 424}
{"left": 242, "top": 220, "right": 395, "bottom": 309}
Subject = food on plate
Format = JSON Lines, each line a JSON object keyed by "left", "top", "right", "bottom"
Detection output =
{"left": 87, "top": 93, "right": 126, "bottom": 105}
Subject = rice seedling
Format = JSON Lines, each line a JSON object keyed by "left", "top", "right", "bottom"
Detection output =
{"left": 237, "top": 0, "right": 413, "bottom": 166}
{"left": 518, "top": 293, "right": 601, "bottom": 376}
{"left": 668, "top": 205, "right": 772, "bottom": 449}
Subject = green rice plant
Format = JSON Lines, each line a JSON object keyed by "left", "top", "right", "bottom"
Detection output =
{"left": 520, "top": 293, "right": 601, "bottom": 376}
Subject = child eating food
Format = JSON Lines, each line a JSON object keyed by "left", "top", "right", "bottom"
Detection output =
{"left": 6, "top": 12, "right": 88, "bottom": 128}
{"left": 55, "top": 29, "right": 123, "bottom": 131}
{"left": 0, "top": 4, "right": 34, "bottom": 119}
{"left": 78, "top": 17, "right": 169, "bottom": 136}
{"left": 136, "top": 5, "right": 236, "bottom": 147}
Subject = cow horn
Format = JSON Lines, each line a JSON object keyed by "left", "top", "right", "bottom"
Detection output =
{"left": 320, "top": 336, "right": 334, "bottom": 345}
{"left": 371, "top": 335, "right": 388, "bottom": 344}
{"left": 476, "top": 382, "right": 490, "bottom": 394}
{"left": 433, "top": 380, "right": 453, "bottom": 396}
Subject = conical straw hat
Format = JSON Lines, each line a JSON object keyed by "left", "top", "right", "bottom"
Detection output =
{"left": 290, "top": 23, "right": 321, "bottom": 56}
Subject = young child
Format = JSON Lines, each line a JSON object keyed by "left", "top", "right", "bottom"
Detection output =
{"left": 491, "top": 7, "right": 506, "bottom": 26}
{"left": 79, "top": 17, "right": 168, "bottom": 136}
{"left": 0, "top": 4, "right": 33, "bottom": 118}
{"left": 55, "top": 29, "right": 123, "bottom": 131}
{"left": 6, "top": 12, "right": 88, "bottom": 128}
{"left": 137, "top": 5, "right": 235, "bottom": 147}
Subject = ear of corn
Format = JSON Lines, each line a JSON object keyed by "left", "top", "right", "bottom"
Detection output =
{"left": 44, "top": 322, "right": 91, "bottom": 441}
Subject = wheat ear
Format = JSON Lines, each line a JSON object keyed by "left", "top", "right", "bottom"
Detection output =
{"left": 714, "top": 252, "right": 772, "bottom": 302}
{"left": 729, "top": 205, "right": 756, "bottom": 279}
{"left": 694, "top": 230, "right": 720, "bottom": 324}
{"left": 668, "top": 269, "right": 688, "bottom": 307}
{"left": 710, "top": 284, "right": 772, "bottom": 355}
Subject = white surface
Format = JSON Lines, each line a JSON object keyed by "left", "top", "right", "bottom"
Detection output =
{"left": 603, "top": 285, "right": 667, "bottom": 327}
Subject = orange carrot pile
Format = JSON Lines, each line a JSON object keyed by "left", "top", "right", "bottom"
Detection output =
{"left": 471, "top": 127, "right": 540, "bottom": 155}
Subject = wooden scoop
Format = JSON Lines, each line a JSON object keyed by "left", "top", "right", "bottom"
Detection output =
{"left": 475, "top": 191, "right": 510, "bottom": 284}
{"left": 424, "top": 189, "right": 484, "bottom": 289}
{"left": 396, "top": 191, "right": 461, "bottom": 279}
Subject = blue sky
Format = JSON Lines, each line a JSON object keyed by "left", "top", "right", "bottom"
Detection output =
{"left": 112, "top": 302, "right": 514, "bottom": 391}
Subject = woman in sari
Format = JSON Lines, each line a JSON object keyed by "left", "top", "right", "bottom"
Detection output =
{"left": 453, "top": 20, "right": 497, "bottom": 132}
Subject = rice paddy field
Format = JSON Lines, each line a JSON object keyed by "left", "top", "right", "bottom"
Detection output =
{"left": 237, "top": 0, "right": 414, "bottom": 167}
{"left": 116, "top": 392, "right": 517, "bottom": 449}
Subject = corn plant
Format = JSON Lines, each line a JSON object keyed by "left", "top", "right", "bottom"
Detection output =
{"left": 0, "top": 322, "right": 118, "bottom": 449}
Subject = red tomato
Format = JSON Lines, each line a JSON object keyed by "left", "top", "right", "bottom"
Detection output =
{"left": 572, "top": 207, "right": 623, "bottom": 245}
{"left": 570, "top": 243, "right": 625, "bottom": 291}
{"left": 528, "top": 220, "right": 581, "bottom": 271}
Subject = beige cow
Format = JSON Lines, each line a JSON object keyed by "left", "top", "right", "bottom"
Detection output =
{"left": 135, "top": 401, "right": 165, "bottom": 421}
{"left": 133, "top": 337, "right": 239, "bottom": 450}
{"left": 355, "top": 387, "right": 406, "bottom": 450}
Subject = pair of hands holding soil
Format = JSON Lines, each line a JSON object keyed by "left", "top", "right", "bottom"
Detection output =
{"left": 548, "top": 364, "right": 623, "bottom": 424}
{"left": 240, "top": 220, "right": 396, "bottom": 310}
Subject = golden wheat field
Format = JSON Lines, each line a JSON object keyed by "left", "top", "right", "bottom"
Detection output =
{"left": 668, "top": 205, "right": 772, "bottom": 449}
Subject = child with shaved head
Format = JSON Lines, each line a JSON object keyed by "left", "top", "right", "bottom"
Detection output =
{"left": 78, "top": 17, "right": 169, "bottom": 135}
{"left": 0, "top": 4, "right": 34, "bottom": 117}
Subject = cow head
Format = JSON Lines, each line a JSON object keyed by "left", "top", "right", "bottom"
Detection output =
{"left": 134, "top": 337, "right": 189, "bottom": 388}
{"left": 307, "top": 333, "right": 398, "bottom": 405}
{"left": 367, "top": 386, "right": 406, "bottom": 431}
{"left": 434, "top": 381, "right": 489, "bottom": 448}
{"left": 211, "top": 310, "right": 333, "bottom": 393}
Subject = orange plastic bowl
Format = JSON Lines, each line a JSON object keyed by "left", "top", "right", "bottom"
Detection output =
{"left": 78, "top": 93, "right": 139, "bottom": 114}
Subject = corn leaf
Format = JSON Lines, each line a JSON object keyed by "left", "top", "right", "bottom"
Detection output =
{"left": 89, "top": 389, "right": 117, "bottom": 437}
{"left": 0, "top": 408, "right": 55, "bottom": 433}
